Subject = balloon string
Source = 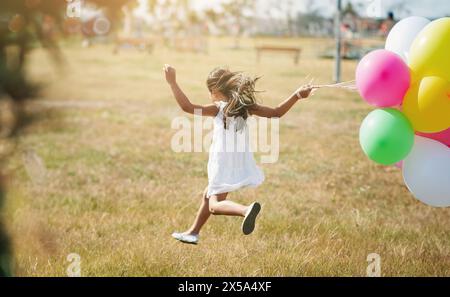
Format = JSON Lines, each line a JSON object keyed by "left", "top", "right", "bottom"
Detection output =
{"left": 312, "top": 80, "right": 358, "bottom": 92}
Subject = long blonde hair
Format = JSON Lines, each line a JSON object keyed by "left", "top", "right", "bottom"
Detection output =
{"left": 206, "top": 67, "right": 259, "bottom": 130}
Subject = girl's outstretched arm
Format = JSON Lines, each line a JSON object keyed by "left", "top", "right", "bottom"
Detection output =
{"left": 250, "top": 85, "right": 315, "bottom": 118}
{"left": 164, "top": 64, "right": 218, "bottom": 117}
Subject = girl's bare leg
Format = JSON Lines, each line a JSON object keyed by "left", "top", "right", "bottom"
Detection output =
{"left": 209, "top": 193, "right": 248, "bottom": 217}
{"left": 184, "top": 188, "right": 211, "bottom": 235}
{"left": 183, "top": 190, "right": 250, "bottom": 235}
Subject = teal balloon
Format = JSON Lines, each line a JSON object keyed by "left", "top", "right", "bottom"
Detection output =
{"left": 359, "top": 108, "right": 414, "bottom": 165}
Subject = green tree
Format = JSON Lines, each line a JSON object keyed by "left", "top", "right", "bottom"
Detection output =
{"left": 0, "top": 0, "right": 138, "bottom": 276}
{"left": 0, "top": 0, "right": 68, "bottom": 276}
{"left": 343, "top": 1, "right": 358, "bottom": 16}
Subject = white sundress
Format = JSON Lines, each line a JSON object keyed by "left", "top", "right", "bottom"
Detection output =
{"left": 206, "top": 101, "right": 265, "bottom": 198}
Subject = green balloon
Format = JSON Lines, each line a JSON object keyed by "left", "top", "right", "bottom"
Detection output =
{"left": 359, "top": 108, "right": 414, "bottom": 165}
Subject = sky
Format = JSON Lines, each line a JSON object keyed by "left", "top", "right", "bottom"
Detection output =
{"left": 188, "top": 0, "right": 450, "bottom": 19}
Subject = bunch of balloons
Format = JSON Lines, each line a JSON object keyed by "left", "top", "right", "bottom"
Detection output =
{"left": 356, "top": 17, "right": 450, "bottom": 207}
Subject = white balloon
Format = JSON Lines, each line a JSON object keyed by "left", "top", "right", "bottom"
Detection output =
{"left": 385, "top": 16, "right": 430, "bottom": 63}
{"left": 403, "top": 136, "right": 450, "bottom": 207}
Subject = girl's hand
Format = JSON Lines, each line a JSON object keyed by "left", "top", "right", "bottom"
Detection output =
{"left": 164, "top": 64, "right": 176, "bottom": 85}
{"left": 295, "top": 85, "right": 317, "bottom": 100}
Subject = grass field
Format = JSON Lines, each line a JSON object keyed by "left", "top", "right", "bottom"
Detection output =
{"left": 3, "top": 37, "right": 450, "bottom": 276}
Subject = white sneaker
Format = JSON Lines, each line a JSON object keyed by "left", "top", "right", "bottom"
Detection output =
{"left": 171, "top": 232, "right": 199, "bottom": 244}
{"left": 241, "top": 202, "right": 261, "bottom": 235}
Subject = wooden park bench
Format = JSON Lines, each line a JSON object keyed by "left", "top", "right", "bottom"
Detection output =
{"left": 255, "top": 46, "right": 302, "bottom": 65}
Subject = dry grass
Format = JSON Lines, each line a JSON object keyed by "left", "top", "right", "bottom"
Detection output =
{"left": 3, "top": 37, "right": 450, "bottom": 276}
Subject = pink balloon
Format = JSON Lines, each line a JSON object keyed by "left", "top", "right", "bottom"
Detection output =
{"left": 356, "top": 49, "right": 411, "bottom": 107}
{"left": 416, "top": 128, "right": 450, "bottom": 147}
{"left": 395, "top": 161, "right": 403, "bottom": 169}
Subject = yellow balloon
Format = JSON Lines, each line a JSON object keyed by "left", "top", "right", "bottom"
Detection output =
{"left": 409, "top": 18, "right": 450, "bottom": 81}
{"left": 403, "top": 76, "right": 450, "bottom": 133}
